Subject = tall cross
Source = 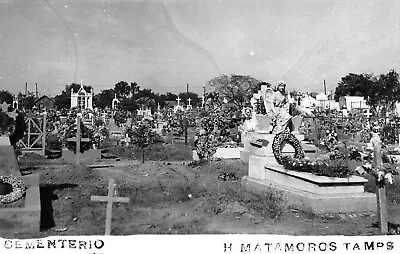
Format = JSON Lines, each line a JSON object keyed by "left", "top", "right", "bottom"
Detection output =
{"left": 187, "top": 98, "right": 191, "bottom": 106}
{"left": 90, "top": 179, "right": 130, "bottom": 235}
{"left": 176, "top": 97, "right": 181, "bottom": 106}
{"left": 66, "top": 114, "right": 91, "bottom": 165}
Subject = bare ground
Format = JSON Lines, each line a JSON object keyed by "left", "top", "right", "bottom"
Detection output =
{"left": 2, "top": 154, "right": 399, "bottom": 238}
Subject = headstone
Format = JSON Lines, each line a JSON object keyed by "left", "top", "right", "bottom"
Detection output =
{"left": 90, "top": 179, "right": 130, "bottom": 235}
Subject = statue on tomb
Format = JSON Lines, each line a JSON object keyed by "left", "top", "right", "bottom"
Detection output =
{"left": 263, "top": 81, "right": 291, "bottom": 134}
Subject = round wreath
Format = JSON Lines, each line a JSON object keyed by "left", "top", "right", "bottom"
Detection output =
{"left": 272, "top": 130, "right": 305, "bottom": 165}
{"left": 64, "top": 123, "right": 94, "bottom": 153}
{"left": 0, "top": 175, "right": 27, "bottom": 204}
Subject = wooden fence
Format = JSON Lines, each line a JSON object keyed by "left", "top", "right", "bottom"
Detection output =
{"left": 17, "top": 113, "right": 47, "bottom": 155}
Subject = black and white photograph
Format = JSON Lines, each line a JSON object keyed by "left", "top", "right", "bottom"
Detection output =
{"left": 0, "top": 0, "right": 400, "bottom": 253}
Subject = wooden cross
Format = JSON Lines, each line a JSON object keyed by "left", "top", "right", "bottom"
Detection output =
{"left": 90, "top": 179, "right": 130, "bottom": 235}
{"left": 66, "top": 114, "right": 91, "bottom": 165}
{"left": 373, "top": 139, "right": 389, "bottom": 234}
{"left": 176, "top": 96, "right": 181, "bottom": 106}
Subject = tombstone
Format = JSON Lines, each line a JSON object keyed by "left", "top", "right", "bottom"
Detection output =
{"left": 0, "top": 105, "right": 41, "bottom": 233}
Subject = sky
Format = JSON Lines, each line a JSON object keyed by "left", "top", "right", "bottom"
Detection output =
{"left": 1, "top": 0, "right": 400, "bottom": 97}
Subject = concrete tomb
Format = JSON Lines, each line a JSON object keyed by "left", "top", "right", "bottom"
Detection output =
{"left": 0, "top": 137, "right": 41, "bottom": 234}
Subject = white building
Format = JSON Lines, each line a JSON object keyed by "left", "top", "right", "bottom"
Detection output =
{"left": 137, "top": 108, "right": 152, "bottom": 117}
{"left": 339, "top": 96, "right": 369, "bottom": 110}
{"left": 315, "top": 92, "right": 340, "bottom": 110}
{"left": 70, "top": 82, "right": 93, "bottom": 110}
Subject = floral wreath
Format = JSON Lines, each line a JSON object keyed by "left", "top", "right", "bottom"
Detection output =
{"left": 0, "top": 175, "right": 27, "bottom": 204}
{"left": 272, "top": 130, "right": 305, "bottom": 165}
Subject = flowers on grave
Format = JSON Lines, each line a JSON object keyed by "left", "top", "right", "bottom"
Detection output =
{"left": 319, "top": 129, "right": 339, "bottom": 151}
{"left": 113, "top": 111, "right": 127, "bottom": 127}
{"left": 64, "top": 121, "right": 94, "bottom": 153}
{"left": 92, "top": 126, "right": 109, "bottom": 148}
{"left": 272, "top": 130, "right": 305, "bottom": 165}
{"left": 164, "top": 113, "right": 185, "bottom": 136}
{"left": 281, "top": 156, "right": 353, "bottom": 178}
{"left": 0, "top": 175, "right": 27, "bottom": 204}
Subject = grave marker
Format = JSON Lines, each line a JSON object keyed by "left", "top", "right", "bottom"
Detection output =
{"left": 90, "top": 179, "right": 130, "bottom": 235}
{"left": 373, "top": 139, "right": 389, "bottom": 234}
{"left": 66, "top": 114, "right": 91, "bottom": 165}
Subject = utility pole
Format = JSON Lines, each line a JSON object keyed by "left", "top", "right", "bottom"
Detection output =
{"left": 25, "top": 82, "right": 28, "bottom": 96}
{"left": 324, "top": 80, "right": 327, "bottom": 95}
{"left": 35, "top": 83, "right": 38, "bottom": 98}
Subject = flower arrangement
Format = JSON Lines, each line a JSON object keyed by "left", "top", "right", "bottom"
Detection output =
{"left": 272, "top": 130, "right": 305, "bottom": 165}
{"left": 281, "top": 156, "right": 353, "bottom": 178}
{"left": 0, "top": 175, "right": 26, "bottom": 204}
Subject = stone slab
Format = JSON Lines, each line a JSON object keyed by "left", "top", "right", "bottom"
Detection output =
{"left": 263, "top": 164, "right": 367, "bottom": 194}
{"left": 213, "top": 147, "right": 244, "bottom": 159}
{"left": 62, "top": 148, "right": 101, "bottom": 164}
{"left": 242, "top": 176, "right": 377, "bottom": 214}
{"left": 0, "top": 173, "right": 41, "bottom": 233}
{"left": 0, "top": 145, "right": 21, "bottom": 176}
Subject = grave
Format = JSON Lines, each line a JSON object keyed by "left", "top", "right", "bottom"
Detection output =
{"left": 241, "top": 130, "right": 377, "bottom": 214}
{"left": 90, "top": 179, "right": 130, "bottom": 235}
{"left": 62, "top": 115, "right": 101, "bottom": 165}
{"left": 0, "top": 136, "right": 41, "bottom": 233}
{"left": 242, "top": 160, "right": 376, "bottom": 214}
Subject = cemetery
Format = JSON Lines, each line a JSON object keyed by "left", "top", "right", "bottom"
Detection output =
{"left": 2, "top": 72, "right": 400, "bottom": 238}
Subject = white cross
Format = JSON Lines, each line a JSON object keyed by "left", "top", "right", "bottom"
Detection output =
{"left": 176, "top": 97, "right": 181, "bottom": 106}
{"left": 90, "top": 179, "right": 130, "bottom": 235}
{"left": 187, "top": 98, "right": 191, "bottom": 106}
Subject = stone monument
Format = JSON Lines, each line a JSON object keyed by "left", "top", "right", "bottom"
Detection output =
{"left": 0, "top": 102, "right": 41, "bottom": 233}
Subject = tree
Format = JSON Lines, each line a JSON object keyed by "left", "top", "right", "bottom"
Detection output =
{"left": 94, "top": 89, "right": 115, "bottom": 109}
{"left": 334, "top": 73, "right": 376, "bottom": 101}
{"left": 131, "top": 82, "right": 140, "bottom": 97}
{"left": 206, "top": 74, "right": 262, "bottom": 108}
{"left": 114, "top": 81, "right": 131, "bottom": 98}
{"left": 178, "top": 92, "right": 200, "bottom": 107}
{"left": 0, "top": 90, "right": 13, "bottom": 104}
{"left": 119, "top": 97, "right": 138, "bottom": 113}
{"left": 334, "top": 69, "right": 400, "bottom": 115}
{"left": 128, "top": 122, "right": 155, "bottom": 163}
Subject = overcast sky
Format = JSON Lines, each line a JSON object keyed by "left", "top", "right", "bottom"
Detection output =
{"left": 1, "top": 0, "right": 400, "bottom": 96}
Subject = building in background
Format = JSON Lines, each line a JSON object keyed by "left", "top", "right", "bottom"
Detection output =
{"left": 70, "top": 82, "right": 93, "bottom": 110}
